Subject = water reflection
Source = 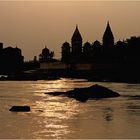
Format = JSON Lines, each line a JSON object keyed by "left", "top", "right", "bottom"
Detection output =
{"left": 32, "top": 95, "right": 80, "bottom": 138}
{"left": 125, "top": 102, "right": 140, "bottom": 115}
{"left": 34, "top": 119, "right": 70, "bottom": 139}
{"left": 103, "top": 107, "right": 114, "bottom": 122}
{"left": 31, "top": 79, "right": 140, "bottom": 138}
{"left": 0, "top": 79, "right": 140, "bottom": 139}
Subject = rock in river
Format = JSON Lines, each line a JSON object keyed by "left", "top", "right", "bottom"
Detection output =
{"left": 45, "top": 84, "right": 120, "bottom": 102}
{"left": 9, "top": 106, "right": 30, "bottom": 112}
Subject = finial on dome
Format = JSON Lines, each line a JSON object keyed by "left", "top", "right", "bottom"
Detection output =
{"left": 107, "top": 21, "right": 110, "bottom": 26}
{"left": 76, "top": 24, "right": 78, "bottom": 29}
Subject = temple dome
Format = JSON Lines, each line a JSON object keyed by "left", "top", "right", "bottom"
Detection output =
{"left": 71, "top": 25, "right": 82, "bottom": 41}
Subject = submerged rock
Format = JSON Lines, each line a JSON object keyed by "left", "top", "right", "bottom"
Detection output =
{"left": 9, "top": 106, "right": 30, "bottom": 112}
{"left": 45, "top": 84, "right": 120, "bottom": 102}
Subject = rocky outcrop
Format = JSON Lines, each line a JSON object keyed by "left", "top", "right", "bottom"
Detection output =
{"left": 9, "top": 106, "right": 30, "bottom": 112}
{"left": 45, "top": 84, "right": 120, "bottom": 102}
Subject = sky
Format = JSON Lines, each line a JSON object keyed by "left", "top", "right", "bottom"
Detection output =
{"left": 0, "top": 1, "right": 140, "bottom": 60}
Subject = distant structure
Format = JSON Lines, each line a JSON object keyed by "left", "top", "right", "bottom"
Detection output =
{"left": 0, "top": 43, "right": 24, "bottom": 74}
{"left": 38, "top": 22, "right": 140, "bottom": 81}
{"left": 71, "top": 25, "right": 83, "bottom": 56}
{"left": 0, "top": 42, "right": 3, "bottom": 50}
{"left": 39, "top": 46, "right": 67, "bottom": 71}
{"left": 39, "top": 46, "right": 54, "bottom": 62}
{"left": 61, "top": 42, "right": 71, "bottom": 63}
{"left": 61, "top": 22, "right": 114, "bottom": 64}
{"left": 103, "top": 21, "right": 114, "bottom": 50}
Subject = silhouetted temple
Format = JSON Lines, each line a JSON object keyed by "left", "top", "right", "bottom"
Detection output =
{"left": 103, "top": 21, "right": 114, "bottom": 50}
{"left": 71, "top": 25, "right": 83, "bottom": 56}
{"left": 61, "top": 22, "right": 114, "bottom": 64}
{"left": 0, "top": 22, "right": 139, "bottom": 81}
{"left": 39, "top": 46, "right": 54, "bottom": 62}
{"left": 60, "top": 22, "right": 140, "bottom": 81}
{"left": 0, "top": 43, "right": 24, "bottom": 74}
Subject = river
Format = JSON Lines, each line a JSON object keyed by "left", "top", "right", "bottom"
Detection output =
{"left": 0, "top": 78, "right": 140, "bottom": 139}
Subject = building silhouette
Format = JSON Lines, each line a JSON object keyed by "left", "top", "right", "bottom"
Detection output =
{"left": 0, "top": 43, "right": 24, "bottom": 74}
{"left": 71, "top": 25, "right": 83, "bottom": 56}
{"left": 103, "top": 21, "right": 114, "bottom": 50}
{"left": 60, "top": 22, "right": 140, "bottom": 81}
{"left": 61, "top": 22, "right": 114, "bottom": 64}
{"left": 39, "top": 46, "right": 54, "bottom": 62}
{"left": 61, "top": 42, "right": 71, "bottom": 63}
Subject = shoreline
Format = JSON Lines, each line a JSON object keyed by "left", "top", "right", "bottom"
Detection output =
{"left": 0, "top": 74, "right": 140, "bottom": 84}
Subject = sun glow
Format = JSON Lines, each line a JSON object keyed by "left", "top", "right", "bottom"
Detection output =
{"left": 30, "top": 79, "right": 83, "bottom": 138}
{"left": 33, "top": 97, "right": 80, "bottom": 138}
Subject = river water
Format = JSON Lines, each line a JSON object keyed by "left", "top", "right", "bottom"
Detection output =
{"left": 0, "top": 78, "right": 140, "bottom": 139}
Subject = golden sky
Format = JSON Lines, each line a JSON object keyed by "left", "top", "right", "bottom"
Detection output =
{"left": 0, "top": 1, "right": 140, "bottom": 60}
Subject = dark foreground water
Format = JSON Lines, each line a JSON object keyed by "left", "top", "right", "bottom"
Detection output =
{"left": 0, "top": 78, "right": 140, "bottom": 139}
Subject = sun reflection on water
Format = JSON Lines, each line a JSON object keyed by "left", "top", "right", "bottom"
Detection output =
{"left": 34, "top": 98, "right": 80, "bottom": 118}
{"left": 23, "top": 78, "right": 140, "bottom": 139}
{"left": 29, "top": 78, "right": 93, "bottom": 138}
{"left": 32, "top": 98, "right": 80, "bottom": 138}
{"left": 31, "top": 79, "right": 81, "bottom": 139}
{"left": 33, "top": 78, "right": 93, "bottom": 94}
{"left": 0, "top": 79, "right": 140, "bottom": 139}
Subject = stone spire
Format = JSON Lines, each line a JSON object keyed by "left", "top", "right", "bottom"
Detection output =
{"left": 103, "top": 21, "right": 114, "bottom": 49}
{"left": 71, "top": 25, "right": 83, "bottom": 55}
{"left": 71, "top": 25, "right": 82, "bottom": 42}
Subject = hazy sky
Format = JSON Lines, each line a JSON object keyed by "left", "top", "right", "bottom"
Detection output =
{"left": 0, "top": 1, "right": 140, "bottom": 60}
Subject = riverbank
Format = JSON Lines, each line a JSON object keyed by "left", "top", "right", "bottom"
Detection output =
{"left": 1, "top": 71, "right": 140, "bottom": 84}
